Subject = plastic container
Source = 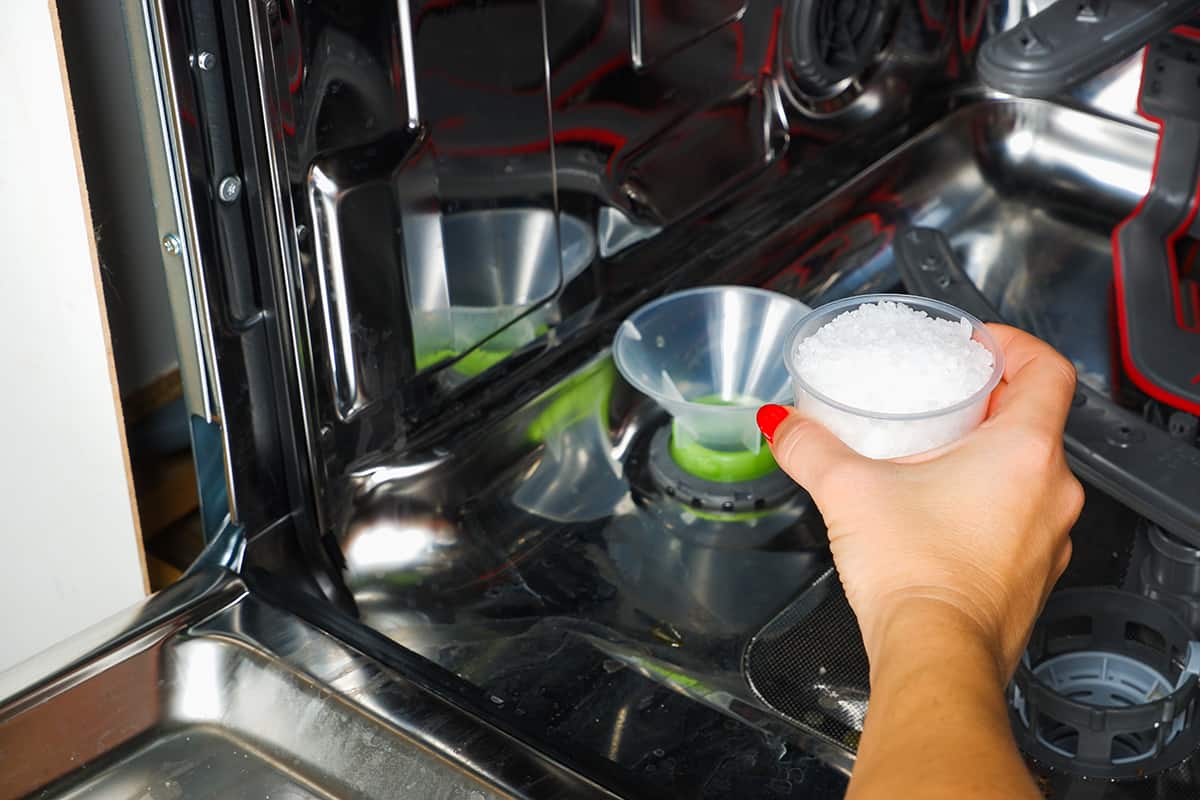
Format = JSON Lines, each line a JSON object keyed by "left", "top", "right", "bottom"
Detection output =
{"left": 412, "top": 210, "right": 595, "bottom": 374}
{"left": 613, "top": 286, "right": 811, "bottom": 462}
{"left": 783, "top": 294, "right": 1005, "bottom": 459}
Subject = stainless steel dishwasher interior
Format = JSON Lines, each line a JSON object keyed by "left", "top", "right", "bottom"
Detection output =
{"left": 1, "top": 99, "right": 1162, "bottom": 800}
{"left": 315, "top": 98, "right": 1166, "bottom": 785}
{"left": 347, "top": 98, "right": 1159, "bottom": 654}
{"left": 0, "top": 573, "right": 616, "bottom": 800}
{"left": 8, "top": 628, "right": 505, "bottom": 799}
{"left": 846, "top": 98, "right": 1155, "bottom": 393}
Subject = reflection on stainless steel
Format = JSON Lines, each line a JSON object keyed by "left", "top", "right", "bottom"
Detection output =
{"left": 630, "top": 0, "right": 747, "bottom": 70}
{"left": 512, "top": 415, "right": 627, "bottom": 523}
{"left": 606, "top": 501, "right": 823, "bottom": 636}
{"left": 329, "top": 94, "right": 1160, "bottom": 791}
{"left": 980, "top": 0, "right": 1150, "bottom": 128}
{"left": 1060, "top": 52, "right": 1149, "bottom": 130}
{"left": 308, "top": 161, "right": 364, "bottom": 420}
{"left": 814, "top": 684, "right": 869, "bottom": 733}
{"left": 766, "top": 99, "right": 1154, "bottom": 393}
{"left": 208, "top": 0, "right": 972, "bottom": 541}
{"left": 348, "top": 454, "right": 452, "bottom": 497}
{"left": 0, "top": 571, "right": 618, "bottom": 799}
{"left": 778, "top": 0, "right": 898, "bottom": 110}
{"left": 424, "top": 209, "right": 596, "bottom": 361}
{"left": 511, "top": 359, "right": 626, "bottom": 523}
{"left": 122, "top": 0, "right": 1179, "bottom": 795}
{"left": 342, "top": 501, "right": 466, "bottom": 591}
{"left": 395, "top": 0, "right": 420, "bottom": 128}
{"left": 595, "top": 205, "right": 661, "bottom": 259}
{"left": 182, "top": 514, "right": 246, "bottom": 576}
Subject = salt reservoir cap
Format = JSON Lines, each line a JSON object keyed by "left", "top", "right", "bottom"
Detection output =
{"left": 613, "top": 286, "right": 811, "bottom": 456}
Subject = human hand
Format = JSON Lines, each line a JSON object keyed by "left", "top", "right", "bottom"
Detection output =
{"left": 757, "top": 324, "right": 1083, "bottom": 679}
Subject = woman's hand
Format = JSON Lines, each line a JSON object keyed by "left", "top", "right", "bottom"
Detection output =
{"left": 758, "top": 324, "right": 1084, "bottom": 800}
{"left": 758, "top": 323, "right": 1083, "bottom": 679}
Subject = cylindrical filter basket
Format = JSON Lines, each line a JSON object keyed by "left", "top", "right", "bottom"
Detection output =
{"left": 1010, "top": 588, "right": 1200, "bottom": 780}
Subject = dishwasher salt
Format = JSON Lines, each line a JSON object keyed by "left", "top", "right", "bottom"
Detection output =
{"left": 790, "top": 300, "right": 996, "bottom": 458}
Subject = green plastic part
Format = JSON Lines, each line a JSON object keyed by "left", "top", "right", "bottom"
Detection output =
{"left": 634, "top": 658, "right": 713, "bottom": 694}
{"left": 668, "top": 432, "right": 778, "bottom": 482}
{"left": 383, "top": 571, "right": 425, "bottom": 587}
{"left": 686, "top": 504, "right": 776, "bottom": 523}
{"left": 415, "top": 347, "right": 511, "bottom": 377}
{"left": 413, "top": 323, "right": 550, "bottom": 378}
{"left": 668, "top": 397, "right": 778, "bottom": 482}
{"left": 526, "top": 360, "right": 615, "bottom": 444}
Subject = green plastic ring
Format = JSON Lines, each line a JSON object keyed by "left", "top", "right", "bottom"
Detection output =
{"left": 668, "top": 424, "right": 779, "bottom": 483}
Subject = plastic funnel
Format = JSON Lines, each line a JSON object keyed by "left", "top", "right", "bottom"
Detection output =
{"left": 613, "top": 286, "right": 811, "bottom": 468}
{"left": 412, "top": 210, "right": 596, "bottom": 374}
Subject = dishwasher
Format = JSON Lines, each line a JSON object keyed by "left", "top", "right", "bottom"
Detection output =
{"left": 4, "top": 1, "right": 1200, "bottom": 798}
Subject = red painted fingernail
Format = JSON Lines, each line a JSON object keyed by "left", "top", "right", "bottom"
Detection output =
{"left": 756, "top": 404, "right": 789, "bottom": 443}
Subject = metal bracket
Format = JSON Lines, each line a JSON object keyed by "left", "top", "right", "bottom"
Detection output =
{"left": 183, "top": 514, "right": 247, "bottom": 577}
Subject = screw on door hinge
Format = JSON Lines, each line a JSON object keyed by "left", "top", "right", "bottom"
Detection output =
{"left": 218, "top": 176, "right": 242, "bottom": 203}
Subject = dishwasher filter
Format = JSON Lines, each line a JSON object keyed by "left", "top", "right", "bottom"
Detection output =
{"left": 1009, "top": 587, "right": 1200, "bottom": 780}
{"left": 743, "top": 567, "right": 870, "bottom": 753}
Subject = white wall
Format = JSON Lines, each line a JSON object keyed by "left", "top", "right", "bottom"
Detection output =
{"left": 0, "top": 2, "right": 148, "bottom": 673}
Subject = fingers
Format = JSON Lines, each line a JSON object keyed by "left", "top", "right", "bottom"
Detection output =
{"left": 983, "top": 324, "right": 1077, "bottom": 437}
{"left": 758, "top": 404, "right": 869, "bottom": 501}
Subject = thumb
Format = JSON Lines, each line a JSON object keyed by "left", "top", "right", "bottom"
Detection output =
{"left": 756, "top": 404, "right": 868, "bottom": 501}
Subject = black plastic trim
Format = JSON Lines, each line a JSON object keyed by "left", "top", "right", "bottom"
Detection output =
{"left": 785, "top": 0, "right": 896, "bottom": 97}
{"left": 895, "top": 226, "right": 1200, "bottom": 547}
{"left": 978, "top": 0, "right": 1200, "bottom": 99}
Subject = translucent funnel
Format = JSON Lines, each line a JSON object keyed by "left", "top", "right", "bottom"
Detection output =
{"left": 613, "top": 286, "right": 811, "bottom": 461}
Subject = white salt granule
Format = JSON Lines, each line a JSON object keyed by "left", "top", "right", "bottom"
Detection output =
{"left": 793, "top": 301, "right": 994, "bottom": 414}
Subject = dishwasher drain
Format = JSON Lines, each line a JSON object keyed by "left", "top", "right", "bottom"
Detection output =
{"left": 1010, "top": 588, "right": 1200, "bottom": 780}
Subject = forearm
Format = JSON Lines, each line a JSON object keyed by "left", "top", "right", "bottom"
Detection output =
{"left": 847, "top": 602, "right": 1040, "bottom": 800}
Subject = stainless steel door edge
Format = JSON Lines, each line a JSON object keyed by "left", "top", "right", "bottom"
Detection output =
{"left": 128, "top": 0, "right": 222, "bottom": 423}
{"left": 0, "top": 568, "right": 243, "bottom": 711}
{"left": 0, "top": 570, "right": 623, "bottom": 799}
{"left": 115, "top": 0, "right": 213, "bottom": 421}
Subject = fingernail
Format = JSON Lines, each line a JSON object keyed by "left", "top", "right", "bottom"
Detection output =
{"left": 756, "top": 404, "right": 789, "bottom": 443}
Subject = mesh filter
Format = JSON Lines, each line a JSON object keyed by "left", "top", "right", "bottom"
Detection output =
{"left": 743, "top": 567, "right": 869, "bottom": 754}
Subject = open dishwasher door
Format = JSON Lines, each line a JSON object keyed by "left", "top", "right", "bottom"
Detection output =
{"left": 0, "top": 567, "right": 627, "bottom": 799}
{"left": 14, "top": 0, "right": 1200, "bottom": 798}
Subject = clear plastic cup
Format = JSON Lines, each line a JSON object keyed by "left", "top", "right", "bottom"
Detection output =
{"left": 613, "top": 286, "right": 811, "bottom": 458}
{"left": 783, "top": 294, "right": 1005, "bottom": 459}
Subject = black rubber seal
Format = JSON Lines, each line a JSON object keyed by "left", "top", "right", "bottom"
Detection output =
{"left": 786, "top": 0, "right": 895, "bottom": 97}
{"left": 646, "top": 426, "right": 800, "bottom": 514}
